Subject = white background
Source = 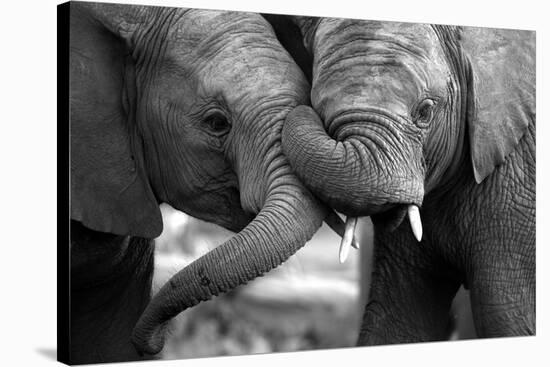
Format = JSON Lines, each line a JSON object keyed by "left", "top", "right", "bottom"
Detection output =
{"left": 0, "top": 0, "right": 547, "bottom": 365}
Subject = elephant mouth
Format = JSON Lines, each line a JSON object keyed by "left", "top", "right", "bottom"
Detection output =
{"left": 339, "top": 201, "right": 400, "bottom": 217}
{"left": 370, "top": 204, "right": 409, "bottom": 230}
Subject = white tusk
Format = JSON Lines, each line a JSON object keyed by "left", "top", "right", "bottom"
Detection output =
{"left": 407, "top": 205, "right": 423, "bottom": 242}
{"left": 351, "top": 236, "right": 360, "bottom": 250}
{"left": 339, "top": 216, "right": 358, "bottom": 263}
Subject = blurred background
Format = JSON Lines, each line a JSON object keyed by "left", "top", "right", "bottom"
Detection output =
{"left": 153, "top": 204, "right": 476, "bottom": 360}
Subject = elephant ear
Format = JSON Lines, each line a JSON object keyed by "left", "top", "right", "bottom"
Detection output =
{"left": 461, "top": 26, "right": 535, "bottom": 183}
{"left": 70, "top": 3, "right": 162, "bottom": 238}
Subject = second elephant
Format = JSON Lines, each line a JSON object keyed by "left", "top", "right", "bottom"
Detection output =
{"left": 275, "top": 17, "right": 535, "bottom": 342}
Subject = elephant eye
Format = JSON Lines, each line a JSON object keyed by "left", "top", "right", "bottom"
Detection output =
{"left": 204, "top": 112, "right": 231, "bottom": 135}
{"left": 415, "top": 98, "right": 437, "bottom": 125}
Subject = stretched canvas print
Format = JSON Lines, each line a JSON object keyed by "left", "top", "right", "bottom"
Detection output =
{"left": 58, "top": 0, "right": 536, "bottom": 364}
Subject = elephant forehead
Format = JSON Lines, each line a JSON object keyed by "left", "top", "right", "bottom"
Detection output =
{"left": 315, "top": 19, "right": 449, "bottom": 78}
{"left": 195, "top": 45, "right": 309, "bottom": 107}
{"left": 151, "top": 51, "right": 307, "bottom": 117}
{"left": 213, "top": 52, "right": 301, "bottom": 83}
{"left": 312, "top": 19, "right": 452, "bottom": 116}
{"left": 156, "top": 10, "right": 307, "bottom": 101}
{"left": 167, "top": 10, "right": 273, "bottom": 55}
{"left": 323, "top": 19, "right": 440, "bottom": 50}
{"left": 365, "top": 21, "right": 451, "bottom": 80}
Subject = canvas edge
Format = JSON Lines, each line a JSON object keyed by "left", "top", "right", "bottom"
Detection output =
{"left": 57, "top": 1, "right": 71, "bottom": 365}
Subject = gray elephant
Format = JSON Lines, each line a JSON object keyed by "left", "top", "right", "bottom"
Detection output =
{"left": 273, "top": 17, "right": 535, "bottom": 342}
{"left": 69, "top": 3, "right": 341, "bottom": 363}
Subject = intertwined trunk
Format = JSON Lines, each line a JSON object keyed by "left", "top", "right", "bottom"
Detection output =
{"left": 282, "top": 105, "right": 424, "bottom": 217}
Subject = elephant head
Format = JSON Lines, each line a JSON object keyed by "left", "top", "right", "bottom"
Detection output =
{"left": 70, "top": 3, "right": 327, "bottom": 355}
{"left": 280, "top": 18, "right": 534, "bottom": 235}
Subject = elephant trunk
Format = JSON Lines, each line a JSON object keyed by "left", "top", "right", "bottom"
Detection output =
{"left": 131, "top": 175, "right": 325, "bottom": 355}
{"left": 282, "top": 105, "right": 424, "bottom": 217}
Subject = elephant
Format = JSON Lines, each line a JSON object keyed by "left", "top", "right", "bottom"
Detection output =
{"left": 68, "top": 3, "right": 360, "bottom": 363}
{"left": 272, "top": 17, "right": 535, "bottom": 343}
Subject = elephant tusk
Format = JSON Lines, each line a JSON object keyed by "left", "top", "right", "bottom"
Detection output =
{"left": 325, "top": 210, "right": 360, "bottom": 250}
{"left": 407, "top": 205, "right": 423, "bottom": 242}
{"left": 339, "top": 216, "right": 358, "bottom": 263}
{"left": 351, "top": 237, "right": 360, "bottom": 250}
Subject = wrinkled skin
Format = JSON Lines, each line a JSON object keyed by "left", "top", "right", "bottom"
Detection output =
{"left": 70, "top": 3, "right": 328, "bottom": 363}
{"left": 275, "top": 18, "right": 535, "bottom": 343}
